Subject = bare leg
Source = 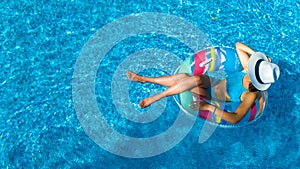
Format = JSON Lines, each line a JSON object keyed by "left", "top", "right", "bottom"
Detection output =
{"left": 190, "top": 87, "right": 211, "bottom": 99}
{"left": 190, "top": 79, "right": 229, "bottom": 101}
{"left": 213, "top": 79, "right": 229, "bottom": 101}
{"left": 126, "top": 71, "right": 190, "bottom": 87}
{"left": 140, "top": 75, "right": 211, "bottom": 108}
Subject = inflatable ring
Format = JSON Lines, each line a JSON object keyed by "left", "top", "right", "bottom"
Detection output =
{"left": 173, "top": 47, "right": 267, "bottom": 127}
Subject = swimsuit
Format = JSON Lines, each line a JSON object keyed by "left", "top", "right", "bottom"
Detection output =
{"left": 226, "top": 71, "right": 248, "bottom": 102}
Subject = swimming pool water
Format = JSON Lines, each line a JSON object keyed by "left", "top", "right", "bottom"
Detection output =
{"left": 1, "top": 0, "right": 300, "bottom": 168}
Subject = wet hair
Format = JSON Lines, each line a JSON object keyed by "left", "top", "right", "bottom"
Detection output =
{"left": 249, "top": 83, "right": 259, "bottom": 92}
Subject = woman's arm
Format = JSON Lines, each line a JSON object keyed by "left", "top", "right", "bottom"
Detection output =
{"left": 236, "top": 42, "right": 256, "bottom": 72}
{"left": 193, "top": 92, "right": 257, "bottom": 124}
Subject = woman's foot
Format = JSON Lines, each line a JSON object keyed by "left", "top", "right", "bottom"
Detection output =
{"left": 139, "top": 98, "right": 153, "bottom": 108}
{"left": 126, "top": 71, "right": 145, "bottom": 83}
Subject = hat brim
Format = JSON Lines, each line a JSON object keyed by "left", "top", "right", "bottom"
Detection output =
{"left": 247, "top": 52, "right": 271, "bottom": 91}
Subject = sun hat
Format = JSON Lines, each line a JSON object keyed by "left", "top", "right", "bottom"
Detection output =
{"left": 247, "top": 52, "right": 280, "bottom": 91}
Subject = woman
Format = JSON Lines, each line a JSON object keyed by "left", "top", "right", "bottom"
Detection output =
{"left": 127, "top": 42, "right": 280, "bottom": 124}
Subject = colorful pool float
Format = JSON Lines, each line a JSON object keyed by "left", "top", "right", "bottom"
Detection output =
{"left": 173, "top": 47, "right": 267, "bottom": 127}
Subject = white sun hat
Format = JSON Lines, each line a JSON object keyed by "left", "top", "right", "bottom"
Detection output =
{"left": 247, "top": 52, "right": 280, "bottom": 91}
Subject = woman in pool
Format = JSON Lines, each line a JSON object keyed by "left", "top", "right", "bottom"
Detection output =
{"left": 127, "top": 42, "right": 280, "bottom": 124}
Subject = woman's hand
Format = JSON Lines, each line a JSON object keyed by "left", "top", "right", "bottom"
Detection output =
{"left": 189, "top": 101, "right": 211, "bottom": 110}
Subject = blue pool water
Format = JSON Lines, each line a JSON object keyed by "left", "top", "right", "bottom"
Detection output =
{"left": 1, "top": 0, "right": 300, "bottom": 168}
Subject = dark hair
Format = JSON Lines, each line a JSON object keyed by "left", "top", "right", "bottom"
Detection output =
{"left": 249, "top": 83, "right": 259, "bottom": 92}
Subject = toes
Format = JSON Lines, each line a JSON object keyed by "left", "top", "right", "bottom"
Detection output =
{"left": 139, "top": 100, "right": 145, "bottom": 108}
{"left": 126, "top": 71, "right": 138, "bottom": 81}
{"left": 126, "top": 71, "right": 133, "bottom": 79}
{"left": 139, "top": 99, "right": 151, "bottom": 108}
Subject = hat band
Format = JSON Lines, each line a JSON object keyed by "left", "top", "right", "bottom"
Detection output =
{"left": 255, "top": 59, "right": 264, "bottom": 84}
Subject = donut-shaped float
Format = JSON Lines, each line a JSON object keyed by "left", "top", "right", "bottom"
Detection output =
{"left": 173, "top": 47, "right": 267, "bottom": 127}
